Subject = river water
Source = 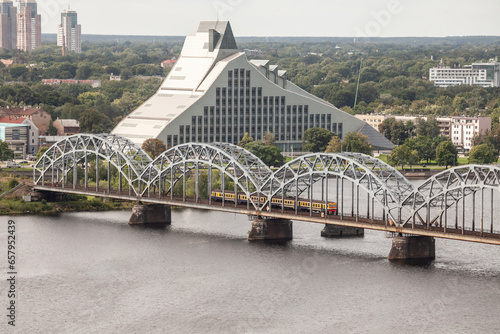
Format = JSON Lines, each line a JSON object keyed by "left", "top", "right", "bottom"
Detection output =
{"left": 1, "top": 205, "right": 500, "bottom": 333}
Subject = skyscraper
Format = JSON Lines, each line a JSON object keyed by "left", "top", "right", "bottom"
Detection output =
{"left": 0, "top": 0, "right": 17, "bottom": 49}
{"left": 57, "top": 8, "right": 81, "bottom": 53}
{"left": 17, "top": 0, "right": 41, "bottom": 52}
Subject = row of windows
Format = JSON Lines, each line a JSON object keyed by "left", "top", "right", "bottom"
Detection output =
{"left": 227, "top": 69, "right": 251, "bottom": 89}
{"left": 169, "top": 120, "right": 343, "bottom": 148}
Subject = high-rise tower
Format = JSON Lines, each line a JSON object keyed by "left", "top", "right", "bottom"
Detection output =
{"left": 16, "top": 0, "right": 41, "bottom": 52}
{"left": 57, "top": 8, "right": 81, "bottom": 53}
{"left": 0, "top": 0, "right": 17, "bottom": 49}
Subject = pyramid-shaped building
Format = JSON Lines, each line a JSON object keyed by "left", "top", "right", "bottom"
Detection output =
{"left": 112, "top": 21, "right": 393, "bottom": 151}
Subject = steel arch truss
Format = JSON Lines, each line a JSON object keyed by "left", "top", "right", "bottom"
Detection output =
{"left": 34, "top": 134, "right": 152, "bottom": 195}
{"left": 259, "top": 153, "right": 415, "bottom": 222}
{"left": 400, "top": 165, "right": 500, "bottom": 231}
{"left": 141, "top": 143, "right": 268, "bottom": 209}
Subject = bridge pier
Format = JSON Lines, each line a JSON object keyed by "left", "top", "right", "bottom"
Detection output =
{"left": 388, "top": 236, "right": 435, "bottom": 263}
{"left": 129, "top": 204, "right": 171, "bottom": 227}
{"left": 248, "top": 217, "right": 293, "bottom": 243}
{"left": 321, "top": 224, "right": 364, "bottom": 238}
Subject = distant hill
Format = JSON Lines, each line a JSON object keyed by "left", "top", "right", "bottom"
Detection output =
{"left": 41, "top": 34, "right": 500, "bottom": 45}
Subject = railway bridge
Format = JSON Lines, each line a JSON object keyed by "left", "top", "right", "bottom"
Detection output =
{"left": 32, "top": 134, "right": 500, "bottom": 262}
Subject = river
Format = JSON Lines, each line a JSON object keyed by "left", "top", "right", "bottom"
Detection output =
{"left": 1, "top": 202, "right": 500, "bottom": 333}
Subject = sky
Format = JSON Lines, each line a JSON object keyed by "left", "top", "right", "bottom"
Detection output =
{"left": 40, "top": 0, "right": 500, "bottom": 37}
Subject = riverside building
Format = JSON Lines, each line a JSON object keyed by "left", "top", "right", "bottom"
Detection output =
{"left": 112, "top": 21, "right": 393, "bottom": 151}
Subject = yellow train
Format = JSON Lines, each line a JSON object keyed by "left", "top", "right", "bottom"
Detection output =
{"left": 210, "top": 190, "right": 337, "bottom": 214}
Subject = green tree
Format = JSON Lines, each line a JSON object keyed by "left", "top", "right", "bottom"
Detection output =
{"left": 243, "top": 141, "right": 284, "bottom": 167}
{"left": 0, "top": 140, "right": 14, "bottom": 161}
{"left": 303, "top": 127, "right": 333, "bottom": 152}
{"left": 387, "top": 144, "right": 419, "bottom": 170}
{"left": 78, "top": 109, "right": 113, "bottom": 133}
{"left": 435, "top": 141, "right": 458, "bottom": 168}
{"left": 342, "top": 132, "right": 373, "bottom": 155}
{"left": 35, "top": 147, "right": 48, "bottom": 162}
{"left": 468, "top": 144, "right": 497, "bottom": 164}
{"left": 416, "top": 117, "right": 440, "bottom": 137}
{"left": 78, "top": 92, "right": 108, "bottom": 107}
{"left": 325, "top": 135, "right": 341, "bottom": 153}
{"left": 47, "top": 120, "right": 58, "bottom": 136}
{"left": 238, "top": 132, "right": 254, "bottom": 147}
{"left": 141, "top": 138, "right": 166, "bottom": 159}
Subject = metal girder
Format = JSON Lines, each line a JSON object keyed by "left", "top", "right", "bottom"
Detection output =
{"left": 33, "top": 134, "right": 152, "bottom": 195}
{"left": 400, "top": 165, "right": 500, "bottom": 227}
{"left": 36, "top": 135, "right": 499, "bottom": 232}
{"left": 140, "top": 143, "right": 267, "bottom": 209}
{"left": 259, "top": 153, "right": 415, "bottom": 223}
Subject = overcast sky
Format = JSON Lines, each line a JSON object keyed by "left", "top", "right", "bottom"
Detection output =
{"left": 41, "top": 0, "right": 500, "bottom": 37}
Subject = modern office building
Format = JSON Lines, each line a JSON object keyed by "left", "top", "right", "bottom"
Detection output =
{"left": 16, "top": 0, "right": 41, "bottom": 52}
{"left": 0, "top": 122, "right": 28, "bottom": 158}
{"left": 0, "top": 0, "right": 17, "bottom": 49}
{"left": 429, "top": 59, "right": 500, "bottom": 88}
{"left": 57, "top": 8, "right": 81, "bottom": 53}
{"left": 0, "top": 116, "right": 38, "bottom": 154}
{"left": 112, "top": 21, "right": 393, "bottom": 151}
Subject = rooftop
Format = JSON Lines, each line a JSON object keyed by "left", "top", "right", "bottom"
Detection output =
{"left": 0, "top": 116, "right": 26, "bottom": 124}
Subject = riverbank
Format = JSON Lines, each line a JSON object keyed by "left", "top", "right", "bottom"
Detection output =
{"left": 0, "top": 176, "right": 135, "bottom": 216}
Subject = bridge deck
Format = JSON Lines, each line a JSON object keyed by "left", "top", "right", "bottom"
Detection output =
{"left": 34, "top": 185, "right": 500, "bottom": 246}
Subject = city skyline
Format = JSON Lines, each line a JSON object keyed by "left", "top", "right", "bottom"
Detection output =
{"left": 39, "top": 0, "right": 500, "bottom": 37}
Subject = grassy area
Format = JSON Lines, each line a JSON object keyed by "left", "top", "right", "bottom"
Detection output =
{"left": 1, "top": 168, "right": 33, "bottom": 172}
{"left": 0, "top": 175, "right": 134, "bottom": 215}
{"left": 0, "top": 195, "right": 135, "bottom": 215}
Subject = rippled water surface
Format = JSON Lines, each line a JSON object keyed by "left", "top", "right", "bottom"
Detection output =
{"left": 1, "top": 206, "right": 499, "bottom": 333}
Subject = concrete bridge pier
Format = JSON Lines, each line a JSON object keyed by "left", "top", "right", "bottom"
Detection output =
{"left": 321, "top": 224, "right": 364, "bottom": 238}
{"left": 248, "top": 217, "right": 293, "bottom": 243}
{"left": 129, "top": 204, "right": 171, "bottom": 227}
{"left": 388, "top": 235, "right": 435, "bottom": 263}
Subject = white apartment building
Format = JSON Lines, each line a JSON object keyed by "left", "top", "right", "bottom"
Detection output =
{"left": 450, "top": 117, "right": 491, "bottom": 150}
{"left": 429, "top": 59, "right": 500, "bottom": 88}
{"left": 356, "top": 113, "right": 491, "bottom": 150}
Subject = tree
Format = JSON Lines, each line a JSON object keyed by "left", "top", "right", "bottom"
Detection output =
{"left": 47, "top": 120, "right": 58, "bottom": 136}
{"left": 325, "top": 135, "right": 341, "bottom": 153}
{"left": 78, "top": 109, "right": 113, "bottom": 133}
{"left": 468, "top": 144, "right": 497, "bottom": 164}
{"left": 435, "top": 141, "right": 458, "bottom": 168}
{"left": 78, "top": 92, "right": 108, "bottom": 107}
{"left": 473, "top": 128, "right": 500, "bottom": 156}
{"left": 263, "top": 132, "right": 276, "bottom": 146}
{"left": 35, "top": 147, "right": 48, "bottom": 162}
{"left": 243, "top": 141, "right": 284, "bottom": 167}
{"left": 406, "top": 135, "right": 440, "bottom": 164}
{"left": 342, "top": 132, "right": 373, "bottom": 155}
{"left": 238, "top": 132, "right": 254, "bottom": 147}
{"left": 0, "top": 140, "right": 14, "bottom": 161}
{"left": 303, "top": 127, "right": 333, "bottom": 152}
{"left": 387, "top": 144, "right": 419, "bottom": 170}
{"left": 142, "top": 138, "right": 166, "bottom": 159}
{"left": 416, "top": 117, "right": 440, "bottom": 138}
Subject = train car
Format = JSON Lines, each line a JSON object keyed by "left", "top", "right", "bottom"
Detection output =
{"left": 210, "top": 190, "right": 337, "bottom": 215}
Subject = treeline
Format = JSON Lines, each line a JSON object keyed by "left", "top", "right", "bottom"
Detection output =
{"left": 245, "top": 41, "right": 500, "bottom": 126}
